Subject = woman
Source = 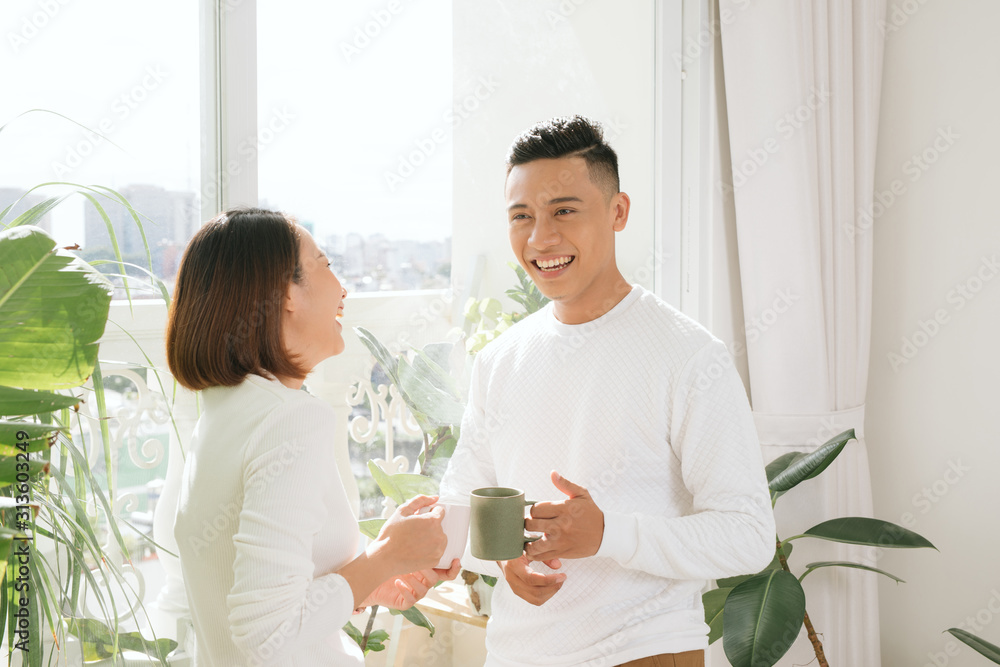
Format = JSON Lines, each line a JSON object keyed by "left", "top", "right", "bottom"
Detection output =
{"left": 168, "top": 207, "right": 457, "bottom": 666}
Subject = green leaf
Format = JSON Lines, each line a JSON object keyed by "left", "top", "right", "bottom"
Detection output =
{"left": 947, "top": 628, "right": 1000, "bottom": 664}
{"left": 66, "top": 617, "right": 118, "bottom": 660}
{"left": 354, "top": 326, "right": 400, "bottom": 385}
{"left": 0, "top": 528, "right": 27, "bottom": 579}
{"left": 767, "top": 429, "right": 855, "bottom": 501}
{"left": 343, "top": 621, "right": 363, "bottom": 647}
{"left": 0, "top": 386, "right": 80, "bottom": 417}
{"left": 0, "top": 226, "right": 113, "bottom": 389}
{"left": 397, "top": 357, "right": 465, "bottom": 429}
{"left": 365, "top": 629, "right": 389, "bottom": 652}
{"left": 480, "top": 574, "right": 497, "bottom": 586}
{"left": 0, "top": 456, "right": 49, "bottom": 487}
{"left": 367, "top": 461, "right": 438, "bottom": 504}
{"left": 117, "top": 630, "right": 178, "bottom": 663}
{"left": 390, "top": 606, "right": 436, "bottom": 637}
{"left": 358, "top": 518, "right": 386, "bottom": 540}
{"left": 410, "top": 348, "right": 461, "bottom": 401}
{"left": 801, "top": 561, "right": 905, "bottom": 584}
{"left": 0, "top": 421, "right": 64, "bottom": 451}
{"left": 704, "top": 587, "right": 732, "bottom": 644}
{"left": 723, "top": 570, "right": 805, "bottom": 667}
{"left": 367, "top": 461, "right": 401, "bottom": 504}
{"left": 801, "top": 517, "right": 936, "bottom": 550}
{"left": 421, "top": 342, "right": 454, "bottom": 375}
{"left": 477, "top": 298, "right": 503, "bottom": 324}
{"left": 463, "top": 297, "right": 482, "bottom": 324}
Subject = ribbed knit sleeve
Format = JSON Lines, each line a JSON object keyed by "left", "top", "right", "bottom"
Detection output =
{"left": 439, "top": 355, "right": 504, "bottom": 578}
{"left": 225, "top": 399, "right": 356, "bottom": 664}
{"left": 603, "top": 340, "right": 776, "bottom": 580}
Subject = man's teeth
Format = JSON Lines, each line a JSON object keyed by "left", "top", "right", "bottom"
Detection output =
{"left": 536, "top": 257, "right": 573, "bottom": 271}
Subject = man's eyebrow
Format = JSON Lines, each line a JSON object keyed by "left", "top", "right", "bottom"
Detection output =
{"left": 507, "top": 196, "right": 583, "bottom": 212}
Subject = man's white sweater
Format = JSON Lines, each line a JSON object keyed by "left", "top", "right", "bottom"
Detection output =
{"left": 440, "top": 285, "right": 776, "bottom": 667}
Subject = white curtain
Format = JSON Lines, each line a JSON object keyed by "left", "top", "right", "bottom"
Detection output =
{"left": 717, "top": 1, "right": 887, "bottom": 664}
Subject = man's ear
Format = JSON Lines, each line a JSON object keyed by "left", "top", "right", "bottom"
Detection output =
{"left": 611, "top": 192, "right": 630, "bottom": 232}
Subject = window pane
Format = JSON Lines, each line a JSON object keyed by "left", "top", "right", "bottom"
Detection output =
{"left": 257, "top": 1, "right": 452, "bottom": 293}
{"left": 0, "top": 0, "right": 202, "bottom": 297}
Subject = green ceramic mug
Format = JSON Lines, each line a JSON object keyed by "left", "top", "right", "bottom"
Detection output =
{"left": 470, "top": 487, "right": 540, "bottom": 561}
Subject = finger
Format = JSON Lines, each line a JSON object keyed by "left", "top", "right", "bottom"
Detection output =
{"left": 393, "top": 579, "right": 417, "bottom": 608}
{"left": 551, "top": 471, "right": 588, "bottom": 498}
{"left": 524, "top": 516, "right": 554, "bottom": 532}
{"left": 432, "top": 559, "right": 462, "bottom": 580}
{"left": 525, "top": 542, "right": 564, "bottom": 563}
{"left": 543, "top": 558, "right": 562, "bottom": 569}
{"left": 520, "top": 566, "right": 566, "bottom": 586}
{"left": 399, "top": 495, "right": 439, "bottom": 515}
{"left": 527, "top": 503, "right": 562, "bottom": 520}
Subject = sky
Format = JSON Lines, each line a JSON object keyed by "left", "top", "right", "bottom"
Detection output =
{"left": 0, "top": 0, "right": 453, "bottom": 244}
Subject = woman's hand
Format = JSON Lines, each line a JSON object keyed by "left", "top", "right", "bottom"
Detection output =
{"left": 362, "top": 560, "right": 462, "bottom": 610}
{"left": 367, "top": 495, "right": 448, "bottom": 576}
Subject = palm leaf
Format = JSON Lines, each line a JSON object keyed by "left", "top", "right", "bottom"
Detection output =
{"left": 947, "top": 628, "right": 1000, "bottom": 664}
{"left": 0, "top": 226, "right": 113, "bottom": 390}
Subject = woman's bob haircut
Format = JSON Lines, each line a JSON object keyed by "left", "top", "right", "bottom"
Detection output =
{"left": 166, "top": 207, "right": 310, "bottom": 391}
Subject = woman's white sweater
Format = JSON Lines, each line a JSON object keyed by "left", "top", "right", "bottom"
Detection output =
{"left": 174, "top": 374, "right": 362, "bottom": 666}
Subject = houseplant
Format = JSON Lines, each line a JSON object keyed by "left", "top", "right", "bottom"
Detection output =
{"left": 1, "top": 111, "right": 176, "bottom": 667}
{"left": 703, "top": 429, "right": 936, "bottom": 667}
{"left": 344, "top": 264, "right": 548, "bottom": 654}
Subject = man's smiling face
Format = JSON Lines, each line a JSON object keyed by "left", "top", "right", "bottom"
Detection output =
{"left": 505, "top": 156, "right": 630, "bottom": 324}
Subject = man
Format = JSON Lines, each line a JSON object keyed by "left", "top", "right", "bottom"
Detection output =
{"left": 440, "top": 115, "right": 775, "bottom": 667}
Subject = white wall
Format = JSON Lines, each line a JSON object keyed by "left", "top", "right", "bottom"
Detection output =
{"left": 867, "top": 1, "right": 1000, "bottom": 664}
{"left": 450, "top": 0, "right": 656, "bottom": 308}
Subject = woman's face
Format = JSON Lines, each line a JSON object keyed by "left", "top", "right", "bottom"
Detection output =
{"left": 283, "top": 227, "right": 347, "bottom": 369}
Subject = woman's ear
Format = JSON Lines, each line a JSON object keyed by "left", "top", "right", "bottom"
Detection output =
{"left": 284, "top": 281, "right": 302, "bottom": 314}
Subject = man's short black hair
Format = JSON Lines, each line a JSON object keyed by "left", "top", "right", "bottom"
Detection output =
{"left": 505, "top": 115, "right": 620, "bottom": 198}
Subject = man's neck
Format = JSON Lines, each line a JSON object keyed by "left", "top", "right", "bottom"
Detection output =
{"left": 552, "top": 276, "right": 633, "bottom": 325}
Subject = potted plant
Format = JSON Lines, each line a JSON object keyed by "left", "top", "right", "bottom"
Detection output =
{"left": 704, "top": 429, "right": 936, "bottom": 667}
{"left": 343, "top": 264, "right": 548, "bottom": 655}
{"left": 2, "top": 111, "right": 177, "bottom": 665}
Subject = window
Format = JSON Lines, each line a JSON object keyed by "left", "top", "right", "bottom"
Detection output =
{"left": 0, "top": 0, "right": 202, "bottom": 297}
{"left": 257, "top": 0, "right": 453, "bottom": 293}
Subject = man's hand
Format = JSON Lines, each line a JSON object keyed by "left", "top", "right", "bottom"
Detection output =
{"left": 362, "top": 559, "right": 462, "bottom": 610}
{"left": 499, "top": 555, "right": 565, "bottom": 606}
{"left": 524, "top": 471, "right": 604, "bottom": 561}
